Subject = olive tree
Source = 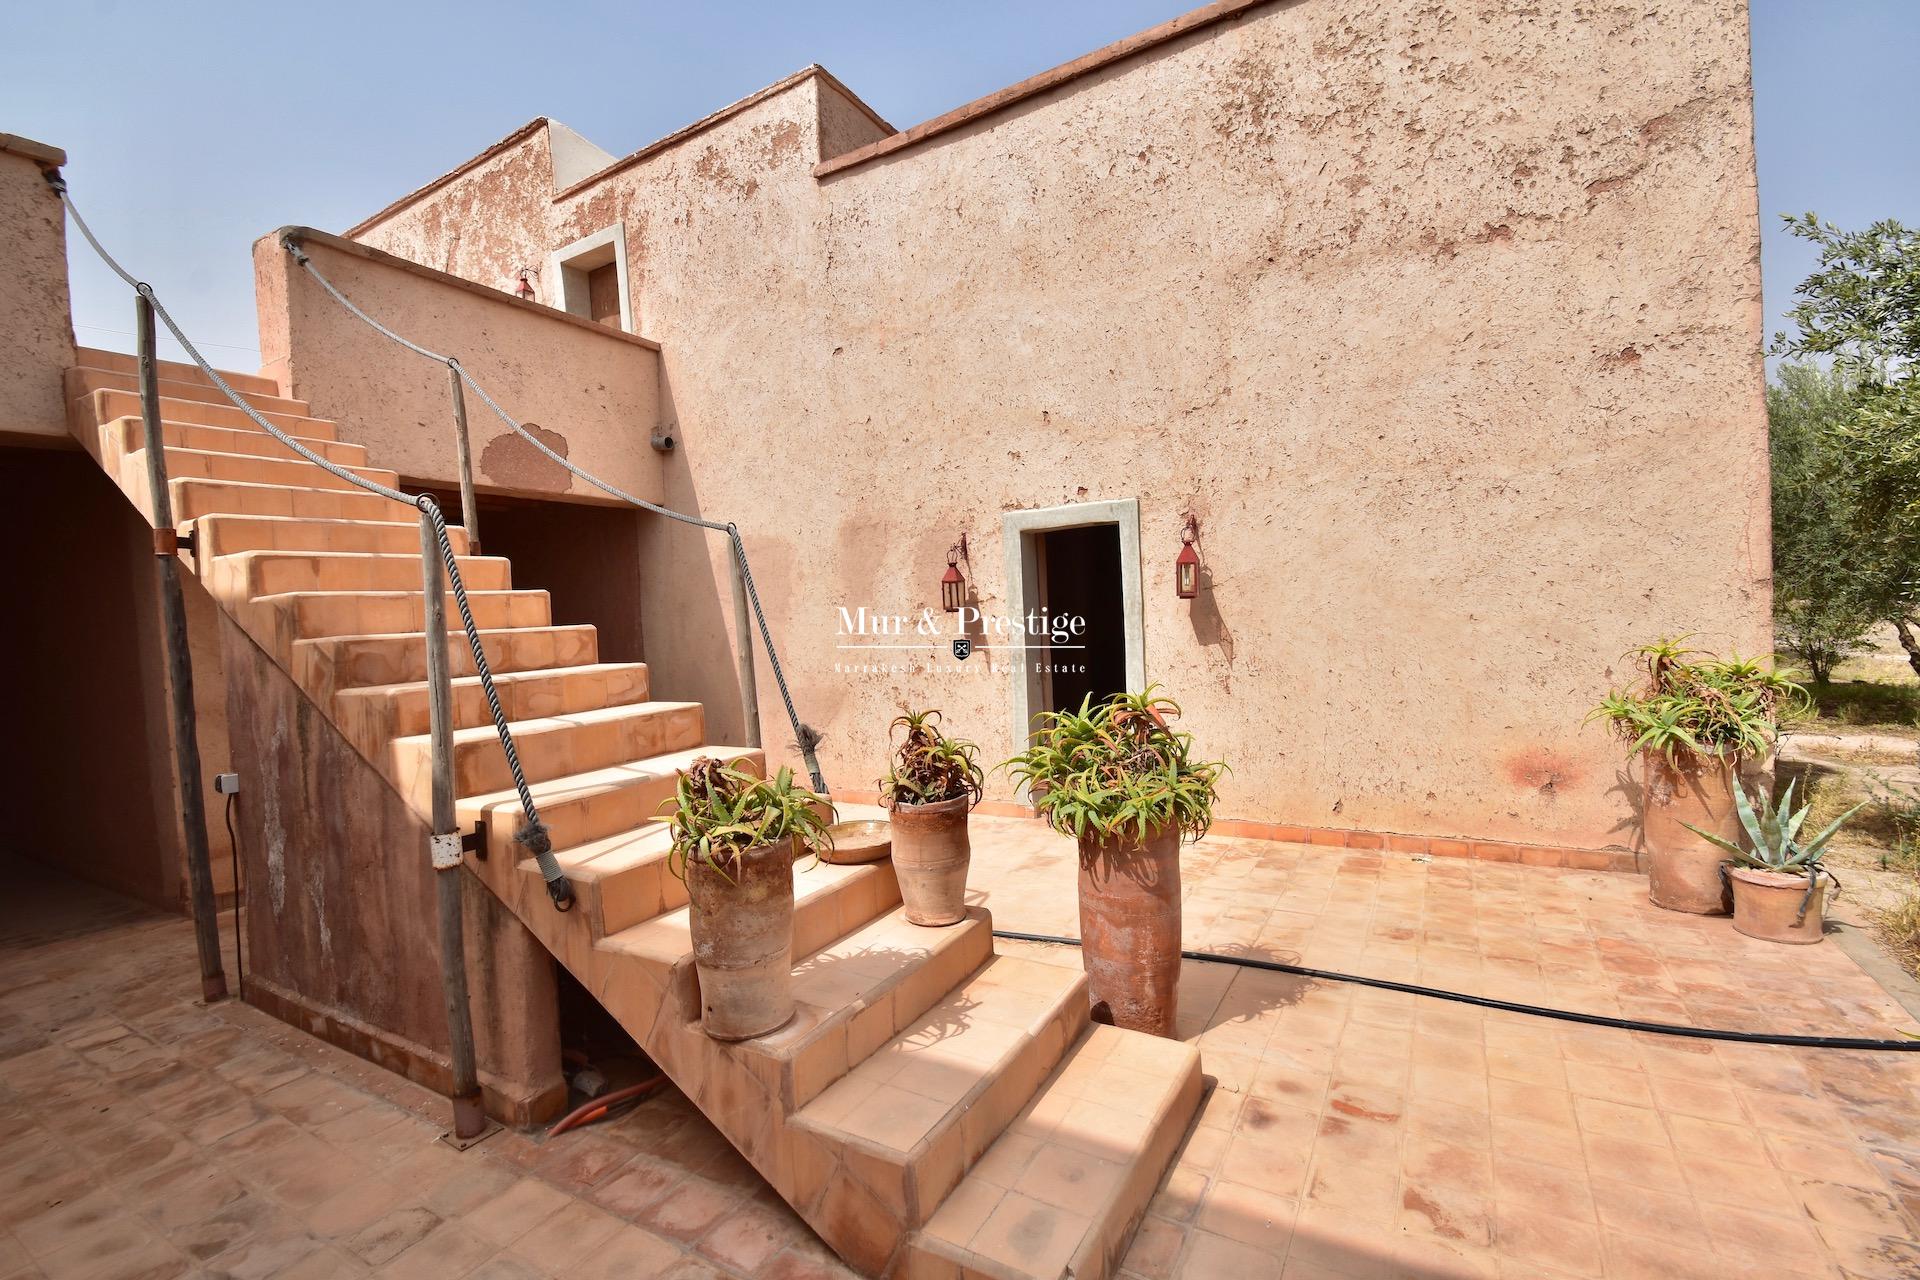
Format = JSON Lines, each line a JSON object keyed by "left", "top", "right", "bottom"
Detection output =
{"left": 1774, "top": 215, "right": 1920, "bottom": 677}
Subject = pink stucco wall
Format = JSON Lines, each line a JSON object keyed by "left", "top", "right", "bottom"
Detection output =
{"left": 254, "top": 229, "right": 663, "bottom": 504}
{"left": 348, "top": 0, "right": 1772, "bottom": 854}
{"left": 0, "top": 136, "right": 76, "bottom": 443}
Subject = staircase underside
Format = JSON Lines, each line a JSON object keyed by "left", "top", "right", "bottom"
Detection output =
{"left": 66, "top": 346, "right": 1203, "bottom": 1278}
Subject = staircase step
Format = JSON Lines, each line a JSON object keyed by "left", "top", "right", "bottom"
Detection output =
{"left": 190, "top": 514, "right": 465, "bottom": 559}
{"left": 395, "top": 700, "right": 707, "bottom": 806}
{"left": 293, "top": 624, "right": 599, "bottom": 706}
{"left": 792, "top": 955, "right": 1089, "bottom": 1236}
{"left": 127, "top": 446, "right": 400, "bottom": 496}
{"left": 73, "top": 347, "right": 280, "bottom": 397}
{"left": 169, "top": 477, "right": 402, "bottom": 523}
{"left": 67, "top": 366, "right": 310, "bottom": 417}
{"left": 538, "top": 822, "right": 679, "bottom": 937}
{"left": 206, "top": 549, "right": 509, "bottom": 600}
{"left": 332, "top": 662, "right": 651, "bottom": 744}
{"left": 906, "top": 1026, "right": 1204, "bottom": 1280}
{"left": 253, "top": 589, "right": 549, "bottom": 644}
{"left": 76, "top": 388, "right": 337, "bottom": 440}
{"left": 103, "top": 417, "right": 363, "bottom": 466}
{"left": 609, "top": 902, "right": 989, "bottom": 1115}
{"left": 461, "top": 744, "right": 761, "bottom": 854}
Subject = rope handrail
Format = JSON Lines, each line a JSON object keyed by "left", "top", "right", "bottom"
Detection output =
{"left": 52, "top": 178, "right": 575, "bottom": 911}
{"left": 281, "top": 231, "right": 827, "bottom": 793}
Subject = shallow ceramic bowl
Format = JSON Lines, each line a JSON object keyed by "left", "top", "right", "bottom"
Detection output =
{"left": 822, "top": 819, "right": 891, "bottom": 865}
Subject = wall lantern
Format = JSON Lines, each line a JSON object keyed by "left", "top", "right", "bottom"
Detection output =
{"left": 513, "top": 270, "right": 536, "bottom": 302}
{"left": 1175, "top": 516, "right": 1201, "bottom": 599}
{"left": 941, "top": 533, "right": 969, "bottom": 613}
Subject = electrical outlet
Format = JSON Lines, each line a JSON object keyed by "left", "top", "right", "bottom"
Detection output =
{"left": 213, "top": 773, "right": 241, "bottom": 795}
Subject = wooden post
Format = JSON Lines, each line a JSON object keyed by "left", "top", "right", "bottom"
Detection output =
{"left": 419, "top": 508, "right": 486, "bottom": 1141}
{"left": 137, "top": 294, "right": 228, "bottom": 1004}
{"left": 447, "top": 366, "right": 481, "bottom": 555}
{"left": 729, "top": 536, "right": 762, "bottom": 749}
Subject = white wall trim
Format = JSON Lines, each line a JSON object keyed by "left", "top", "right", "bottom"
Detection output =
{"left": 545, "top": 222, "right": 633, "bottom": 333}
{"left": 1000, "top": 498, "right": 1146, "bottom": 765}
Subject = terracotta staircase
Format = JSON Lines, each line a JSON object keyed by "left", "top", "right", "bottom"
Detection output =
{"left": 66, "top": 345, "right": 1203, "bottom": 1280}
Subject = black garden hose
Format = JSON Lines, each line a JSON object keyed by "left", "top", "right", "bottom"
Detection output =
{"left": 991, "top": 930, "right": 1920, "bottom": 1051}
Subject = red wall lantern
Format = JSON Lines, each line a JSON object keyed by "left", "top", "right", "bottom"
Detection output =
{"left": 1175, "top": 516, "right": 1200, "bottom": 599}
{"left": 941, "top": 533, "right": 969, "bottom": 613}
{"left": 513, "top": 270, "right": 536, "bottom": 301}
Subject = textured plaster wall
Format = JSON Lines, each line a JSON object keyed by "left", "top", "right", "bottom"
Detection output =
{"left": 254, "top": 231, "right": 663, "bottom": 504}
{"left": 0, "top": 140, "right": 76, "bottom": 443}
{"left": 221, "top": 612, "right": 564, "bottom": 1119}
{"left": 351, "top": 0, "right": 1770, "bottom": 853}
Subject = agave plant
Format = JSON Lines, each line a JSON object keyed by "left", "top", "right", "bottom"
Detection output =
{"left": 1683, "top": 775, "right": 1862, "bottom": 919}
{"left": 1002, "top": 686, "right": 1226, "bottom": 842}
{"left": 879, "top": 710, "right": 984, "bottom": 808}
{"left": 663, "top": 756, "right": 833, "bottom": 881}
{"left": 1587, "top": 636, "right": 1809, "bottom": 760}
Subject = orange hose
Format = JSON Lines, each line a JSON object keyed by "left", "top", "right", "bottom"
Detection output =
{"left": 547, "top": 1075, "right": 667, "bottom": 1137}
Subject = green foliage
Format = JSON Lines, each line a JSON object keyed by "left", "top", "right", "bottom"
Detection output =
{"left": 1806, "top": 678, "right": 1920, "bottom": 731}
{"left": 1865, "top": 772, "right": 1920, "bottom": 874}
{"left": 1001, "top": 686, "right": 1226, "bottom": 844}
{"left": 1775, "top": 214, "right": 1920, "bottom": 373}
{"left": 1587, "top": 637, "right": 1807, "bottom": 760}
{"left": 1768, "top": 362, "right": 1881, "bottom": 681}
{"left": 878, "top": 710, "right": 984, "bottom": 809}
{"left": 1837, "top": 377, "right": 1920, "bottom": 557}
{"left": 1680, "top": 775, "right": 1861, "bottom": 875}
{"left": 1773, "top": 215, "right": 1920, "bottom": 675}
{"left": 1877, "top": 891, "right": 1920, "bottom": 981}
{"left": 663, "top": 756, "right": 833, "bottom": 882}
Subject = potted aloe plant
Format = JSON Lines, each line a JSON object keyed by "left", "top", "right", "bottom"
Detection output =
{"left": 879, "top": 711, "right": 983, "bottom": 926}
{"left": 1684, "top": 777, "right": 1860, "bottom": 944}
{"left": 1589, "top": 638, "right": 1805, "bottom": 914}
{"left": 1003, "top": 688, "right": 1225, "bottom": 1038}
{"left": 665, "top": 757, "right": 833, "bottom": 1040}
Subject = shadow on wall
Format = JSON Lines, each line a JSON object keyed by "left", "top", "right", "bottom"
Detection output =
{"left": 459, "top": 491, "right": 649, "bottom": 664}
{"left": 0, "top": 449, "right": 185, "bottom": 908}
{"left": 1186, "top": 562, "right": 1235, "bottom": 669}
{"left": 1603, "top": 763, "right": 1651, "bottom": 875}
{"left": 633, "top": 368, "right": 752, "bottom": 746}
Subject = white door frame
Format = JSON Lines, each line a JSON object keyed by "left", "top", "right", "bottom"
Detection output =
{"left": 546, "top": 222, "right": 634, "bottom": 333}
{"left": 1000, "top": 498, "right": 1146, "bottom": 763}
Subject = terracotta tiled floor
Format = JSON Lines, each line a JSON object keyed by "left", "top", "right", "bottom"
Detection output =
{"left": 4, "top": 818, "right": 1919, "bottom": 1279}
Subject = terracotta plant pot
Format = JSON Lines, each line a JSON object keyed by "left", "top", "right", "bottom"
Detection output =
{"left": 1640, "top": 748, "right": 1766, "bottom": 915}
{"left": 1728, "top": 866, "right": 1830, "bottom": 944}
{"left": 1077, "top": 822, "right": 1182, "bottom": 1038}
{"left": 890, "top": 796, "right": 971, "bottom": 926}
{"left": 685, "top": 836, "right": 797, "bottom": 1040}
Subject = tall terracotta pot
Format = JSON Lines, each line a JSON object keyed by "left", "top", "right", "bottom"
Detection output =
{"left": 1728, "top": 867, "right": 1830, "bottom": 944}
{"left": 1640, "top": 748, "right": 1765, "bottom": 915}
{"left": 1077, "top": 822, "right": 1181, "bottom": 1038}
{"left": 685, "top": 836, "right": 796, "bottom": 1041}
{"left": 890, "top": 796, "right": 971, "bottom": 926}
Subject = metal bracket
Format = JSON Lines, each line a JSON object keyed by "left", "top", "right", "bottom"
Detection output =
{"left": 438, "top": 1118, "right": 500, "bottom": 1151}
{"left": 439, "top": 1092, "right": 498, "bottom": 1150}
{"left": 152, "top": 527, "right": 179, "bottom": 556}
{"left": 462, "top": 827, "right": 486, "bottom": 859}
{"left": 429, "top": 832, "right": 464, "bottom": 870}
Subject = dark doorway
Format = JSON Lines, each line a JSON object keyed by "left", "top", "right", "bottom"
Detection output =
{"left": 1036, "top": 523, "right": 1127, "bottom": 714}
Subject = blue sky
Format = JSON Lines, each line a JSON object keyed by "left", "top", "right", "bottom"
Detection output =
{"left": 3, "top": 0, "right": 1914, "bottom": 372}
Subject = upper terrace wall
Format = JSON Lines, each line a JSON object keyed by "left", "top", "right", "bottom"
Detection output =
{"left": 350, "top": 0, "right": 1771, "bottom": 856}
{"left": 0, "top": 135, "right": 76, "bottom": 444}
{"left": 253, "top": 228, "right": 663, "bottom": 504}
